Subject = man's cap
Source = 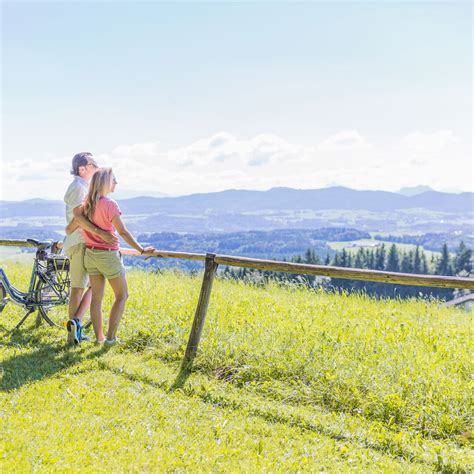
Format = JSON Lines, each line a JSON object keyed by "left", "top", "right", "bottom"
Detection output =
{"left": 71, "top": 152, "right": 98, "bottom": 175}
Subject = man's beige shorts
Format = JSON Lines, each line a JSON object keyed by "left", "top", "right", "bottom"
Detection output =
{"left": 84, "top": 248, "right": 126, "bottom": 280}
{"left": 65, "top": 243, "right": 89, "bottom": 289}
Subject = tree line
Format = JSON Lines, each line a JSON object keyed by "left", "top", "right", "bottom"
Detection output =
{"left": 373, "top": 232, "right": 473, "bottom": 252}
{"left": 221, "top": 242, "right": 473, "bottom": 300}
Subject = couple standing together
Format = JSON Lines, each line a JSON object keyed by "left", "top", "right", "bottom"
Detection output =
{"left": 63, "top": 152, "right": 155, "bottom": 345}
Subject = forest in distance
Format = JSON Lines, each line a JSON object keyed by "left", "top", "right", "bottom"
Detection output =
{"left": 137, "top": 228, "right": 473, "bottom": 257}
{"left": 124, "top": 230, "right": 473, "bottom": 301}
{"left": 220, "top": 241, "right": 472, "bottom": 301}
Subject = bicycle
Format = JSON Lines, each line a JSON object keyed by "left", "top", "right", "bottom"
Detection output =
{"left": 0, "top": 239, "right": 70, "bottom": 331}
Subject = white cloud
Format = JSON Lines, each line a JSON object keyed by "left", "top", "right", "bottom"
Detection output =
{"left": 318, "top": 130, "right": 372, "bottom": 151}
{"left": 208, "top": 132, "right": 235, "bottom": 149}
{"left": 1, "top": 129, "right": 471, "bottom": 201}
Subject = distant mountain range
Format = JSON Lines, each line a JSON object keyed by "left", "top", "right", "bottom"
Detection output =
{"left": 1, "top": 186, "right": 472, "bottom": 237}
{"left": 397, "top": 185, "right": 434, "bottom": 196}
{"left": 1, "top": 186, "right": 473, "bottom": 217}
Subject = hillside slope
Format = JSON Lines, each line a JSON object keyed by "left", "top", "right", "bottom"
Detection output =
{"left": 1, "top": 264, "right": 471, "bottom": 471}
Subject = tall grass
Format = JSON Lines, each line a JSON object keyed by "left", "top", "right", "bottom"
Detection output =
{"left": 0, "top": 262, "right": 472, "bottom": 471}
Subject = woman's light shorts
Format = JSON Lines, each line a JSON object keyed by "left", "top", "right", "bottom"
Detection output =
{"left": 84, "top": 248, "right": 126, "bottom": 280}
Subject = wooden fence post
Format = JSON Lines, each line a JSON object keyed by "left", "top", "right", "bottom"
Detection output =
{"left": 181, "top": 253, "right": 219, "bottom": 370}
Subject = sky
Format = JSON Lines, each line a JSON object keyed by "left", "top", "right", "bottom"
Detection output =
{"left": 1, "top": 1, "right": 472, "bottom": 201}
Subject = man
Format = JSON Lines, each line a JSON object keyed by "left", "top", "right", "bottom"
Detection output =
{"left": 63, "top": 152, "right": 118, "bottom": 344}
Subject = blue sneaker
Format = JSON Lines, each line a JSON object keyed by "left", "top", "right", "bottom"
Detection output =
{"left": 75, "top": 318, "right": 91, "bottom": 343}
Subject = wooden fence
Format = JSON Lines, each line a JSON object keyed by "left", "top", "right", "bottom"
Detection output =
{"left": 1, "top": 238, "right": 473, "bottom": 370}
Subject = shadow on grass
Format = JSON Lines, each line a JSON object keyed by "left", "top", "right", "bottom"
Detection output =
{"left": 170, "top": 364, "right": 192, "bottom": 390}
{"left": 0, "top": 329, "right": 109, "bottom": 391}
{"left": 95, "top": 360, "right": 436, "bottom": 468}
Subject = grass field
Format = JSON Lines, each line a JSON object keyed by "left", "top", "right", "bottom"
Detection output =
{"left": 0, "top": 262, "right": 472, "bottom": 472}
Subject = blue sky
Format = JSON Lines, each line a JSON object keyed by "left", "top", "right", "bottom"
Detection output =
{"left": 1, "top": 1, "right": 472, "bottom": 200}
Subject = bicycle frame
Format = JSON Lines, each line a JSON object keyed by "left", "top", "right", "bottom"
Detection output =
{"left": 0, "top": 267, "right": 32, "bottom": 307}
{"left": 0, "top": 248, "right": 69, "bottom": 311}
{"left": 0, "top": 240, "right": 72, "bottom": 331}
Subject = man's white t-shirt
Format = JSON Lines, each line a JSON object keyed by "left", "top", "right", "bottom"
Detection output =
{"left": 63, "top": 175, "right": 88, "bottom": 252}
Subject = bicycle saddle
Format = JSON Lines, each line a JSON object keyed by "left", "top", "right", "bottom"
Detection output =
{"left": 27, "top": 238, "right": 53, "bottom": 250}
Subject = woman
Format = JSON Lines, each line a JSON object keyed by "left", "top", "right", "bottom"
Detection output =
{"left": 68, "top": 167, "right": 155, "bottom": 343}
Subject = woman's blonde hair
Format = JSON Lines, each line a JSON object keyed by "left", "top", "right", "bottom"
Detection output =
{"left": 83, "top": 167, "right": 115, "bottom": 221}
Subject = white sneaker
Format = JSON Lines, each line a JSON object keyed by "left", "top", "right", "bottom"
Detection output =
{"left": 66, "top": 319, "right": 78, "bottom": 345}
{"left": 104, "top": 337, "right": 120, "bottom": 345}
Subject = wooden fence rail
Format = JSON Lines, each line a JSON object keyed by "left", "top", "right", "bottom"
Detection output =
{"left": 1, "top": 238, "right": 473, "bottom": 369}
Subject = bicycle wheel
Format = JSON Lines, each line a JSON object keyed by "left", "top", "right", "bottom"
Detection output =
{"left": 35, "top": 272, "right": 70, "bottom": 327}
{"left": 0, "top": 283, "right": 6, "bottom": 312}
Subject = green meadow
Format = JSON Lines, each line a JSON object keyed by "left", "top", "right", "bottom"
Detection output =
{"left": 0, "top": 262, "right": 472, "bottom": 472}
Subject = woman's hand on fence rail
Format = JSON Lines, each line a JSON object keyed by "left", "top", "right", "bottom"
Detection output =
{"left": 118, "top": 247, "right": 206, "bottom": 261}
{"left": 140, "top": 246, "right": 156, "bottom": 256}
